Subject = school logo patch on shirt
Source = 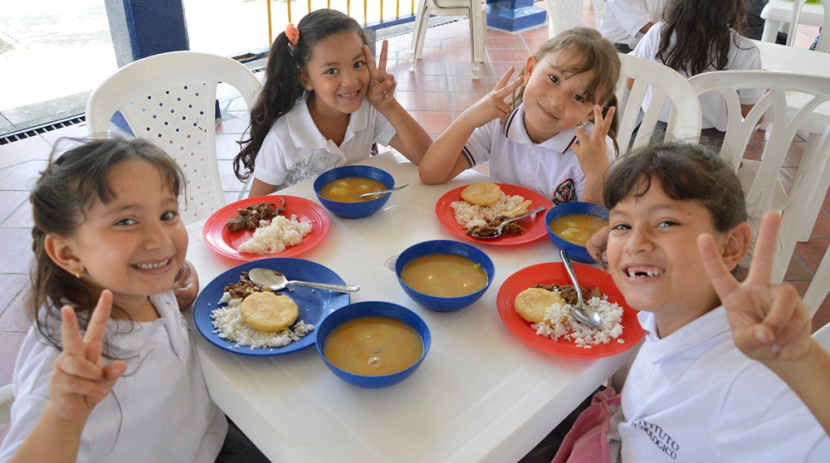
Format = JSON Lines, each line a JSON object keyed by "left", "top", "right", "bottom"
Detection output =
{"left": 552, "top": 178, "right": 576, "bottom": 205}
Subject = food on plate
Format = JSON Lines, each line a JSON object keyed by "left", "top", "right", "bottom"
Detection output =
{"left": 401, "top": 253, "right": 488, "bottom": 297}
{"left": 238, "top": 215, "right": 312, "bottom": 255}
{"left": 514, "top": 288, "right": 567, "bottom": 324}
{"left": 319, "top": 177, "right": 387, "bottom": 202}
{"left": 452, "top": 185, "right": 533, "bottom": 237}
{"left": 225, "top": 201, "right": 284, "bottom": 232}
{"left": 210, "top": 272, "right": 314, "bottom": 349}
{"left": 548, "top": 214, "right": 609, "bottom": 246}
{"left": 239, "top": 292, "right": 299, "bottom": 332}
{"left": 323, "top": 316, "right": 423, "bottom": 376}
{"left": 460, "top": 182, "right": 502, "bottom": 206}
{"left": 514, "top": 284, "right": 624, "bottom": 348}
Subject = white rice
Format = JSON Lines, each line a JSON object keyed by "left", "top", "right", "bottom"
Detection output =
{"left": 238, "top": 214, "right": 312, "bottom": 255}
{"left": 451, "top": 193, "right": 528, "bottom": 230}
{"left": 531, "top": 295, "right": 624, "bottom": 348}
{"left": 211, "top": 294, "right": 314, "bottom": 350}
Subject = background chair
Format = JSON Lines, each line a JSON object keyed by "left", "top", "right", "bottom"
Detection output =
{"left": 787, "top": 0, "right": 830, "bottom": 52}
{"left": 761, "top": 0, "right": 829, "bottom": 51}
{"left": 86, "top": 51, "right": 262, "bottom": 225}
{"left": 410, "top": 0, "right": 486, "bottom": 79}
{"left": 543, "top": 0, "right": 585, "bottom": 39}
{"left": 687, "top": 71, "right": 830, "bottom": 283}
{"left": 615, "top": 53, "right": 702, "bottom": 153}
{"left": 590, "top": 0, "right": 606, "bottom": 28}
{"left": 805, "top": 244, "right": 830, "bottom": 319}
{"left": 814, "top": 319, "right": 830, "bottom": 350}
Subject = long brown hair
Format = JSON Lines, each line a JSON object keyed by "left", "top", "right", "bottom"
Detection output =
{"left": 657, "top": 0, "right": 748, "bottom": 76}
{"left": 29, "top": 137, "right": 184, "bottom": 351}
{"left": 514, "top": 27, "right": 621, "bottom": 154}
{"left": 233, "top": 9, "right": 368, "bottom": 181}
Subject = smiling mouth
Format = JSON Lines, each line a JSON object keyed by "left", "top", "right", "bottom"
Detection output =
{"left": 538, "top": 104, "right": 558, "bottom": 120}
{"left": 339, "top": 90, "right": 360, "bottom": 98}
{"left": 624, "top": 265, "right": 665, "bottom": 278}
{"left": 132, "top": 259, "right": 171, "bottom": 270}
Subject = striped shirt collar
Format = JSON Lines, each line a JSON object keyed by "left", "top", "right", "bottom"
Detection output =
{"left": 502, "top": 103, "right": 581, "bottom": 154}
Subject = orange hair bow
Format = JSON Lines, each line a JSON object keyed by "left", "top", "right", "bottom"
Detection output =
{"left": 286, "top": 23, "right": 300, "bottom": 47}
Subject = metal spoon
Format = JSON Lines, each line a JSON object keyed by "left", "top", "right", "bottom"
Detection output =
{"left": 357, "top": 184, "right": 409, "bottom": 198}
{"left": 469, "top": 206, "right": 547, "bottom": 239}
{"left": 248, "top": 268, "right": 360, "bottom": 293}
{"left": 559, "top": 249, "right": 602, "bottom": 327}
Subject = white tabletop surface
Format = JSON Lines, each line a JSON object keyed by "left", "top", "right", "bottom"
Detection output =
{"left": 185, "top": 151, "right": 636, "bottom": 463}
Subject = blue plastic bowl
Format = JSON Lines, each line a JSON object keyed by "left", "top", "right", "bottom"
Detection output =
{"left": 545, "top": 202, "right": 610, "bottom": 264}
{"left": 395, "top": 240, "right": 495, "bottom": 312}
{"left": 316, "top": 301, "right": 431, "bottom": 389}
{"left": 313, "top": 165, "right": 395, "bottom": 219}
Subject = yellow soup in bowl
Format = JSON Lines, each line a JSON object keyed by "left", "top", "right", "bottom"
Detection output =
{"left": 319, "top": 177, "right": 387, "bottom": 203}
{"left": 548, "top": 214, "right": 609, "bottom": 246}
{"left": 323, "top": 317, "right": 423, "bottom": 376}
{"left": 401, "top": 254, "right": 487, "bottom": 298}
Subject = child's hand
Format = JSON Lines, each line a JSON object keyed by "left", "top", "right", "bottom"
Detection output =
{"left": 587, "top": 225, "right": 610, "bottom": 270}
{"left": 363, "top": 41, "right": 396, "bottom": 110}
{"left": 572, "top": 105, "right": 615, "bottom": 177}
{"left": 173, "top": 260, "right": 199, "bottom": 311}
{"left": 51, "top": 290, "right": 126, "bottom": 423}
{"left": 458, "top": 67, "right": 524, "bottom": 128}
{"left": 698, "top": 212, "right": 812, "bottom": 364}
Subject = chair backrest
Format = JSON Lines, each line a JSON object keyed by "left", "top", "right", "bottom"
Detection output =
{"left": 787, "top": 0, "right": 830, "bottom": 52}
{"left": 687, "top": 70, "right": 830, "bottom": 283}
{"left": 616, "top": 53, "right": 702, "bottom": 153}
{"left": 544, "top": 0, "right": 585, "bottom": 39}
{"left": 805, "top": 243, "right": 830, "bottom": 318}
{"left": 86, "top": 51, "right": 262, "bottom": 225}
{"left": 814, "top": 320, "right": 830, "bottom": 351}
{"left": 590, "top": 0, "right": 606, "bottom": 28}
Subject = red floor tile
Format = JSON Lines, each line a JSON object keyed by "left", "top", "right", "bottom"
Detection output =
{"left": 3, "top": 200, "right": 33, "bottom": 229}
{"left": 397, "top": 91, "right": 452, "bottom": 112}
{"left": 795, "top": 236, "right": 830, "bottom": 274}
{"left": 448, "top": 76, "right": 501, "bottom": 93}
{"left": 407, "top": 58, "right": 447, "bottom": 75}
{"left": 489, "top": 48, "right": 534, "bottom": 63}
{"left": 395, "top": 74, "right": 448, "bottom": 92}
{"left": 0, "top": 192, "right": 28, "bottom": 225}
{"left": 0, "top": 291, "right": 32, "bottom": 333}
{"left": 0, "top": 135, "right": 53, "bottom": 170}
{"left": 784, "top": 256, "right": 814, "bottom": 281}
{"left": 451, "top": 93, "right": 488, "bottom": 113}
{"left": 409, "top": 111, "right": 452, "bottom": 134}
{"left": 486, "top": 37, "right": 528, "bottom": 50}
{"left": 810, "top": 210, "right": 830, "bottom": 236}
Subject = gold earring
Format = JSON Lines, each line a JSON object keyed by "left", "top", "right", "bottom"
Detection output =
{"left": 577, "top": 120, "right": 585, "bottom": 127}
{"left": 75, "top": 270, "right": 83, "bottom": 279}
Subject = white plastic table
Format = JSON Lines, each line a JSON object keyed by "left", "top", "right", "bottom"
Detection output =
{"left": 760, "top": 0, "right": 825, "bottom": 44}
{"left": 185, "top": 151, "right": 636, "bottom": 463}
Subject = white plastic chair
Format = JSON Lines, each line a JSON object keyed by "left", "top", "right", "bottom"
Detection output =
{"left": 814, "top": 320, "right": 830, "bottom": 350}
{"left": 805, "top": 244, "right": 830, "bottom": 318}
{"left": 544, "top": 0, "right": 585, "bottom": 39}
{"left": 86, "top": 51, "right": 262, "bottom": 225}
{"left": 410, "top": 0, "right": 486, "bottom": 79}
{"left": 616, "top": 53, "right": 702, "bottom": 153}
{"left": 687, "top": 71, "right": 830, "bottom": 283}
{"left": 786, "top": 0, "right": 830, "bottom": 52}
{"left": 590, "top": 0, "right": 606, "bottom": 28}
{"left": 0, "top": 383, "right": 13, "bottom": 424}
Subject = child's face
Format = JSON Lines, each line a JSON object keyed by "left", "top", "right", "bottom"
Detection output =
{"left": 69, "top": 160, "right": 188, "bottom": 312}
{"left": 299, "top": 31, "right": 370, "bottom": 117}
{"left": 606, "top": 180, "right": 722, "bottom": 335}
{"left": 521, "top": 49, "right": 597, "bottom": 144}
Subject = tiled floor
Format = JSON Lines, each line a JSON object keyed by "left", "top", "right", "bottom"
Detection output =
{"left": 1, "top": 3, "right": 828, "bottom": 443}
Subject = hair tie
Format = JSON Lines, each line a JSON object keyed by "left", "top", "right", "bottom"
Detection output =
{"left": 286, "top": 23, "right": 300, "bottom": 47}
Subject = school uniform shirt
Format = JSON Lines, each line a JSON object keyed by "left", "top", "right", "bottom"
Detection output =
{"left": 599, "top": 0, "right": 667, "bottom": 49}
{"left": 462, "top": 104, "right": 616, "bottom": 205}
{"left": 632, "top": 23, "right": 763, "bottom": 132}
{"left": 618, "top": 307, "right": 830, "bottom": 462}
{"left": 0, "top": 291, "right": 227, "bottom": 463}
{"left": 253, "top": 92, "right": 397, "bottom": 188}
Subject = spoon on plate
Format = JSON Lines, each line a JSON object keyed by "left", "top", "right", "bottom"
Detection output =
{"left": 559, "top": 249, "right": 603, "bottom": 328}
{"left": 248, "top": 268, "right": 360, "bottom": 293}
{"left": 357, "top": 184, "right": 409, "bottom": 198}
{"left": 469, "top": 206, "right": 546, "bottom": 239}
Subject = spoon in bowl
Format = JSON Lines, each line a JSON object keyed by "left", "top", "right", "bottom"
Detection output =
{"left": 248, "top": 268, "right": 360, "bottom": 293}
{"left": 469, "top": 206, "right": 546, "bottom": 239}
{"left": 357, "top": 184, "right": 409, "bottom": 198}
{"left": 559, "top": 249, "right": 602, "bottom": 327}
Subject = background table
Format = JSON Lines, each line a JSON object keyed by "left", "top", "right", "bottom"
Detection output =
{"left": 185, "top": 152, "right": 636, "bottom": 463}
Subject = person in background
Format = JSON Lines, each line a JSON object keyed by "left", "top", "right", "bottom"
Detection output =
{"left": 234, "top": 9, "right": 431, "bottom": 197}
{"left": 598, "top": 0, "right": 668, "bottom": 53}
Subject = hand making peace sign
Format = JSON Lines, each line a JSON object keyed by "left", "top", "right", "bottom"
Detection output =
{"left": 363, "top": 41, "right": 397, "bottom": 109}
{"left": 50, "top": 290, "right": 126, "bottom": 423}
{"left": 698, "top": 212, "right": 812, "bottom": 364}
{"left": 571, "top": 104, "right": 616, "bottom": 177}
{"left": 461, "top": 67, "right": 524, "bottom": 128}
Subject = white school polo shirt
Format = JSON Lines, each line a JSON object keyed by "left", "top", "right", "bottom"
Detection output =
{"left": 599, "top": 0, "right": 667, "bottom": 48}
{"left": 253, "top": 93, "right": 397, "bottom": 188}
{"left": 618, "top": 307, "right": 830, "bottom": 462}
{"left": 632, "top": 23, "right": 763, "bottom": 132}
{"left": 0, "top": 291, "right": 227, "bottom": 463}
{"left": 462, "top": 104, "right": 616, "bottom": 205}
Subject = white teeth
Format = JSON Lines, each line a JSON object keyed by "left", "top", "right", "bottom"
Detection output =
{"left": 134, "top": 259, "right": 169, "bottom": 270}
{"left": 626, "top": 268, "right": 664, "bottom": 278}
{"left": 339, "top": 91, "right": 357, "bottom": 97}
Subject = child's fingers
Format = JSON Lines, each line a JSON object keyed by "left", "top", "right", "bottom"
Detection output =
{"left": 103, "top": 360, "right": 127, "bottom": 386}
{"left": 496, "top": 76, "right": 524, "bottom": 99}
{"left": 55, "top": 354, "right": 106, "bottom": 382}
{"left": 596, "top": 106, "right": 616, "bottom": 138}
{"left": 84, "top": 290, "right": 113, "bottom": 345}
{"left": 53, "top": 372, "right": 110, "bottom": 398}
{"left": 697, "top": 233, "right": 741, "bottom": 300}
{"left": 362, "top": 45, "right": 378, "bottom": 76}
{"left": 377, "top": 40, "right": 389, "bottom": 74}
{"left": 494, "top": 67, "right": 515, "bottom": 91}
{"left": 60, "top": 306, "right": 85, "bottom": 357}
{"left": 746, "top": 211, "right": 781, "bottom": 286}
